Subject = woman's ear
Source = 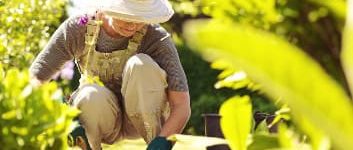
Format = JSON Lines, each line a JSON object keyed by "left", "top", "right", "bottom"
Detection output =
{"left": 96, "top": 10, "right": 104, "bottom": 20}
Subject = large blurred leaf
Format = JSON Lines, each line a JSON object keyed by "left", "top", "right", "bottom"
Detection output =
{"left": 277, "top": 124, "right": 313, "bottom": 150}
{"left": 184, "top": 19, "right": 353, "bottom": 149}
{"left": 219, "top": 96, "right": 252, "bottom": 150}
{"left": 341, "top": 0, "right": 353, "bottom": 95}
{"left": 292, "top": 112, "right": 330, "bottom": 150}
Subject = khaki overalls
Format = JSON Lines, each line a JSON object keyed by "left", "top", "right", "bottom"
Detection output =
{"left": 70, "top": 17, "right": 170, "bottom": 150}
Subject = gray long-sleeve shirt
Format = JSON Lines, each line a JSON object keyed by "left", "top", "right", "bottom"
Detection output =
{"left": 30, "top": 14, "right": 188, "bottom": 91}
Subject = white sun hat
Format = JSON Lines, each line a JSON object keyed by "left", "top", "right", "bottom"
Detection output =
{"left": 100, "top": 0, "right": 174, "bottom": 24}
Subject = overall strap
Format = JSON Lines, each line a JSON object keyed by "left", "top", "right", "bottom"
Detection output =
{"left": 83, "top": 18, "right": 102, "bottom": 74}
{"left": 126, "top": 25, "right": 147, "bottom": 54}
{"left": 75, "top": 14, "right": 102, "bottom": 74}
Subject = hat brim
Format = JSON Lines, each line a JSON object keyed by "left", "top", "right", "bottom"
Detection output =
{"left": 101, "top": 0, "right": 174, "bottom": 24}
{"left": 103, "top": 10, "right": 173, "bottom": 24}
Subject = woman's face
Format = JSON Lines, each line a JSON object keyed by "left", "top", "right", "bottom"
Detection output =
{"left": 108, "top": 16, "right": 145, "bottom": 37}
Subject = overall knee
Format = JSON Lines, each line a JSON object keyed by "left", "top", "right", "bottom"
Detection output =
{"left": 124, "top": 53, "right": 167, "bottom": 85}
{"left": 73, "top": 84, "right": 111, "bottom": 110}
{"left": 125, "top": 54, "right": 157, "bottom": 79}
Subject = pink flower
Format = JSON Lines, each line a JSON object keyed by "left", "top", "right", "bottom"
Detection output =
{"left": 60, "top": 68, "right": 74, "bottom": 80}
{"left": 52, "top": 61, "right": 75, "bottom": 80}
{"left": 78, "top": 14, "right": 89, "bottom": 26}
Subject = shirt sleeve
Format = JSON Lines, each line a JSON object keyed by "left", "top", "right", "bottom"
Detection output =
{"left": 142, "top": 26, "right": 189, "bottom": 91}
{"left": 29, "top": 15, "right": 85, "bottom": 81}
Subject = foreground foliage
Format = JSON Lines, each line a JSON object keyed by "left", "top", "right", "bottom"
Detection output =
{"left": 0, "top": 66, "right": 79, "bottom": 149}
{"left": 0, "top": 0, "right": 79, "bottom": 149}
{"left": 183, "top": 0, "right": 353, "bottom": 149}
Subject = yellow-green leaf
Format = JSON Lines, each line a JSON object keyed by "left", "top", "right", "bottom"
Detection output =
{"left": 2, "top": 110, "right": 17, "bottom": 120}
{"left": 219, "top": 96, "right": 252, "bottom": 150}
{"left": 248, "top": 134, "right": 279, "bottom": 150}
{"left": 11, "top": 127, "right": 28, "bottom": 136}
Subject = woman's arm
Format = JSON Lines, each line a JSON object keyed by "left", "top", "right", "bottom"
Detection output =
{"left": 29, "top": 75, "right": 45, "bottom": 87}
{"left": 29, "top": 15, "right": 86, "bottom": 82}
{"left": 159, "top": 90, "right": 191, "bottom": 137}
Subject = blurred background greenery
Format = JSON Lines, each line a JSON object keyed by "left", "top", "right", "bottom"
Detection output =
{"left": 1, "top": 0, "right": 353, "bottom": 149}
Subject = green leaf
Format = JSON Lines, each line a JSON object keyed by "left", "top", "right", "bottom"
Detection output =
{"left": 214, "top": 71, "right": 252, "bottom": 89}
{"left": 219, "top": 96, "right": 252, "bottom": 150}
{"left": 0, "top": 63, "right": 4, "bottom": 81}
{"left": 341, "top": 0, "right": 353, "bottom": 96}
{"left": 184, "top": 19, "right": 353, "bottom": 149}
{"left": 2, "top": 110, "right": 17, "bottom": 120}
{"left": 254, "top": 120, "right": 270, "bottom": 135}
{"left": 277, "top": 124, "right": 293, "bottom": 148}
{"left": 10, "top": 127, "right": 28, "bottom": 136}
{"left": 248, "top": 134, "right": 279, "bottom": 150}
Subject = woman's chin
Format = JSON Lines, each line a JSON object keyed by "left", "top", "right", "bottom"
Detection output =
{"left": 118, "top": 30, "right": 135, "bottom": 37}
{"left": 120, "top": 33, "right": 134, "bottom": 37}
{"left": 111, "top": 28, "right": 134, "bottom": 37}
